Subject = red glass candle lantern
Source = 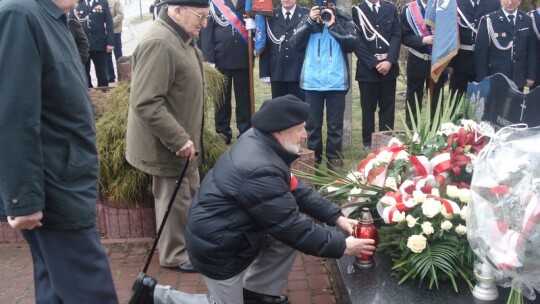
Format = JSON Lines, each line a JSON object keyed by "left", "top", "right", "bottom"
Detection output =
{"left": 352, "top": 207, "right": 379, "bottom": 269}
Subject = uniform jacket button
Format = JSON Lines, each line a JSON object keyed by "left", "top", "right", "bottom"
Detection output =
{"left": 12, "top": 199, "right": 18, "bottom": 205}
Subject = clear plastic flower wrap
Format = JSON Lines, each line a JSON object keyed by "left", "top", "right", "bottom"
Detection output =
{"left": 468, "top": 125, "right": 540, "bottom": 300}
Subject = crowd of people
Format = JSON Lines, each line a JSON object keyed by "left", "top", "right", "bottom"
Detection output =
{"left": 67, "top": 0, "right": 124, "bottom": 87}
{"left": 1, "top": 0, "right": 539, "bottom": 303}
{"left": 206, "top": 0, "right": 536, "bottom": 163}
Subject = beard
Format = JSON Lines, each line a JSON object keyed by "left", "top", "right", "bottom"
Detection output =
{"left": 282, "top": 136, "right": 301, "bottom": 154}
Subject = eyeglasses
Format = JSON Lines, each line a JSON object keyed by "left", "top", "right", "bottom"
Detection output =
{"left": 184, "top": 7, "right": 211, "bottom": 22}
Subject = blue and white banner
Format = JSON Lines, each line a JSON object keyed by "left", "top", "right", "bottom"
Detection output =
{"left": 425, "top": 0, "right": 459, "bottom": 82}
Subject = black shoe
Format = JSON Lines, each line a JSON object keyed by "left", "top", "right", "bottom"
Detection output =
{"left": 243, "top": 288, "right": 290, "bottom": 304}
{"left": 128, "top": 272, "right": 156, "bottom": 304}
{"left": 327, "top": 158, "right": 343, "bottom": 171}
{"left": 176, "top": 260, "right": 198, "bottom": 273}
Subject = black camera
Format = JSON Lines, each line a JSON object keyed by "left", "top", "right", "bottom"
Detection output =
{"left": 319, "top": 0, "right": 333, "bottom": 22}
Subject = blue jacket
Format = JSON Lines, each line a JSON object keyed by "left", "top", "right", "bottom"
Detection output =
{"left": 290, "top": 9, "right": 356, "bottom": 91}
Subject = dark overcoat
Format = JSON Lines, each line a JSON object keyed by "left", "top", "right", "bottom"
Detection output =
{"left": 259, "top": 5, "right": 310, "bottom": 81}
{"left": 400, "top": 1, "right": 431, "bottom": 79}
{"left": 200, "top": 0, "right": 249, "bottom": 69}
{"left": 448, "top": 0, "right": 500, "bottom": 76}
{"left": 72, "top": 0, "right": 114, "bottom": 51}
{"left": 475, "top": 9, "right": 536, "bottom": 88}
{"left": 186, "top": 129, "right": 346, "bottom": 280}
{"left": 352, "top": 0, "right": 401, "bottom": 82}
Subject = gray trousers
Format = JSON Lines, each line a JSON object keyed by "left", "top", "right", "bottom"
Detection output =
{"left": 152, "top": 237, "right": 296, "bottom": 304}
{"left": 154, "top": 285, "right": 214, "bottom": 304}
{"left": 204, "top": 236, "right": 297, "bottom": 304}
{"left": 152, "top": 167, "right": 199, "bottom": 267}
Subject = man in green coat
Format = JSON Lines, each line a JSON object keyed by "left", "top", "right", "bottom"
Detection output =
{"left": 0, "top": 0, "right": 118, "bottom": 302}
{"left": 126, "top": 0, "right": 207, "bottom": 273}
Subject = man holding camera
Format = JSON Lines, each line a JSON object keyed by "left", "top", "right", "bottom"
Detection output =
{"left": 353, "top": 0, "right": 401, "bottom": 150}
{"left": 290, "top": 0, "right": 357, "bottom": 170}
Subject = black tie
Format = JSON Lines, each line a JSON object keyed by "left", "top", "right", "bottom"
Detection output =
{"left": 285, "top": 11, "right": 291, "bottom": 24}
{"left": 508, "top": 15, "right": 515, "bottom": 28}
{"left": 372, "top": 4, "right": 377, "bottom": 14}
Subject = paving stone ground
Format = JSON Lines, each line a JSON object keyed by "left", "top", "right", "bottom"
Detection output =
{"left": 0, "top": 238, "right": 340, "bottom": 304}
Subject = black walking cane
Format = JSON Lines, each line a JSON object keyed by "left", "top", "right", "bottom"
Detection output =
{"left": 128, "top": 152, "right": 197, "bottom": 304}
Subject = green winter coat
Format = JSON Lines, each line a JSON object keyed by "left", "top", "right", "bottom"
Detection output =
{"left": 126, "top": 13, "right": 205, "bottom": 177}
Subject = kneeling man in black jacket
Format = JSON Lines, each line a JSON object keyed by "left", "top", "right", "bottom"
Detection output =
{"left": 186, "top": 94, "right": 376, "bottom": 304}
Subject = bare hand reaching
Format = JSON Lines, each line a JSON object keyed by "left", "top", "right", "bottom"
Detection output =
{"left": 343, "top": 236, "right": 376, "bottom": 257}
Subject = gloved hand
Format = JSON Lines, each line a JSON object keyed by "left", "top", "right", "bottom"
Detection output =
{"left": 260, "top": 77, "right": 271, "bottom": 84}
{"left": 244, "top": 18, "right": 256, "bottom": 31}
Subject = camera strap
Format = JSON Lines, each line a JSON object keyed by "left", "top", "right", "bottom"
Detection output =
{"left": 353, "top": 6, "right": 389, "bottom": 46}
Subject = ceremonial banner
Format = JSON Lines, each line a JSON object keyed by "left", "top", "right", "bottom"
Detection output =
{"left": 245, "top": 0, "right": 273, "bottom": 56}
{"left": 466, "top": 73, "right": 540, "bottom": 128}
{"left": 425, "top": 0, "right": 459, "bottom": 82}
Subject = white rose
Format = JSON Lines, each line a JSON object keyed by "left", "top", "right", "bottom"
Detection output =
{"left": 439, "top": 122, "right": 458, "bottom": 136}
{"left": 460, "top": 205, "right": 469, "bottom": 220}
{"left": 413, "top": 190, "right": 427, "bottom": 204}
{"left": 458, "top": 188, "right": 470, "bottom": 204}
{"left": 406, "top": 214, "right": 418, "bottom": 227}
{"left": 395, "top": 150, "right": 409, "bottom": 161}
{"left": 407, "top": 234, "right": 427, "bottom": 253}
{"left": 422, "top": 198, "right": 442, "bottom": 218}
{"left": 392, "top": 211, "right": 406, "bottom": 223}
{"left": 431, "top": 188, "right": 440, "bottom": 197}
{"left": 441, "top": 220, "right": 453, "bottom": 231}
{"left": 385, "top": 177, "right": 398, "bottom": 191}
{"left": 455, "top": 224, "right": 467, "bottom": 235}
{"left": 440, "top": 207, "right": 454, "bottom": 219}
{"left": 446, "top": 185, "right": 459, "bottom": 199}
{"left": 376, "top": 150, "right": 392, "bottom": 164}
{"left": 421, "top": 221, "right": 434, "bottom": 235}
{"left": 388, "top": 137, "right": 403, "bottom": 147}
{"left": 380, "top": 195, "right": 396, "bottom": 207}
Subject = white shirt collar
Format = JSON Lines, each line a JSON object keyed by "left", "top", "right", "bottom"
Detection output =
{"left": 282, "top": 5, "right": 296, "bottom": 17}
{"left": 503, "top": 10, "right": 517, "bottom": 20}
{"left": 368, "top": 1, "right": 381, "bottom": 8}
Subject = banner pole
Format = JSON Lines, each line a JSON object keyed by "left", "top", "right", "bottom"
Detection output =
{"left": 248, "top": 30, "right": 255, "bottom": 114}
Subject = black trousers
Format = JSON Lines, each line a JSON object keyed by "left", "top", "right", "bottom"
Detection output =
{"left": 86, "top": 50, "right": 108, "bottom": 87}
{"left": 405, "top": 75, "right": 446, "bottom": 128}
{"left": 215, "top": 67, "right": 251, "bottom": 140}
{"left": 359, "top": 79, "right": 396, "bottom": 147}
{"left": 270, "top": 81, "right": 305, "bottom": 102}
{"left": 22, "top": 226, "right": 118, "bottom": 304}
{"left": 305, "top": 90, "right": 346, "bottom": 161}
{"left": 449, "top": 72, "right": 474, "bottom": 102}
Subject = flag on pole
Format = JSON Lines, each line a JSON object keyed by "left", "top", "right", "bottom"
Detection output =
{"left": 425, "top": 0, "right": 459, "bottom": 82}
{"left": 245, "top": 0, "right": 274, "bottom": 56}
